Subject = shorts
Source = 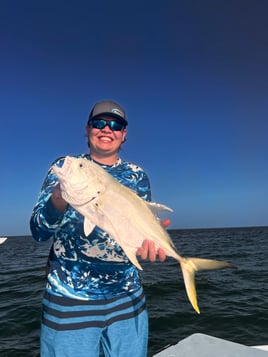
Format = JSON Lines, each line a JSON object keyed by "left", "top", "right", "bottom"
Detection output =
{"left": 40, "top": 287, "right": 148, "bottom": 357}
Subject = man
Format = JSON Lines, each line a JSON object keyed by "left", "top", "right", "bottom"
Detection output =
{"left": 30, "top": 100, "right": 169, "bottom": 356}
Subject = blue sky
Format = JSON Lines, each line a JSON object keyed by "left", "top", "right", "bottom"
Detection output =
{"left": 1, "top": 0, "right": 267, "bottom": 236}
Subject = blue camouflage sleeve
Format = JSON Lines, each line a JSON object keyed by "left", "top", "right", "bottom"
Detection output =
{"left": 30, "top": 157, "right": 67, "bottom": 241}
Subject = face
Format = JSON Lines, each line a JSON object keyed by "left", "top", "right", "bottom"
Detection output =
{"left": 86, "top": 115, "right": 127, "bottom": 163}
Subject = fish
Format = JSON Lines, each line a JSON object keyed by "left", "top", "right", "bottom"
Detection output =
{"left": 52, "top": 156, "right": 236, "bottom": 314}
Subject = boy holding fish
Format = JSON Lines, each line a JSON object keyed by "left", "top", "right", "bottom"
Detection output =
{"left": 30, "top": 100, "right": 169, "bottom": 357}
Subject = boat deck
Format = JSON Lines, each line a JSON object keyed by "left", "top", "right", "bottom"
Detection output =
{"left": 153, "top": 333, "right": 268, "bottom": 356}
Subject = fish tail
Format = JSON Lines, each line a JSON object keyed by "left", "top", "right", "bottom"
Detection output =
{"left": 180, "top": 257, "right": 236, "bottom": 314}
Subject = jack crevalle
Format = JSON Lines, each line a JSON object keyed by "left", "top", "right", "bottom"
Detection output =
{"left": 53, "top": 156, "right": 235, "bottom": 314}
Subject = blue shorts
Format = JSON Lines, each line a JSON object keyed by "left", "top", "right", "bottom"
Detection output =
{"left": 40, "top": 288, "right": 148, "bottom": 357}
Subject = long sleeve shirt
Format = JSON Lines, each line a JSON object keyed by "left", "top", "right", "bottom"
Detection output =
{"left": 30, "top": 154, "right": 151, "bottom": 300}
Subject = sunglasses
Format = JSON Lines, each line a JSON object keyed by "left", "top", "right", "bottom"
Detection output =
{"left": 89, "top": 118, "right": 125, "bottom": 131}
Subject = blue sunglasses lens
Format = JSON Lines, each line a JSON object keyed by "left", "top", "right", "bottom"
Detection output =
{"left": 91, "top": 119, "right": 124, "bottom": 131}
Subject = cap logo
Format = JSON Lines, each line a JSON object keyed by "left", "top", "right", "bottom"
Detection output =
{"left": 112, "top": 108, "right": 123, "bottom": 117}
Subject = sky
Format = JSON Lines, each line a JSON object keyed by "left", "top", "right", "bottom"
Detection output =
{"left": 1, "top": 0, "right": 267, "bottom": 236}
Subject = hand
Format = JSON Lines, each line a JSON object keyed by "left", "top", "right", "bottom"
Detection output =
{"left": 136, "top": 219, "right": 171, "bottom": 262}
{"left": 50, "top": 184, "right": 68, "bottom": 212}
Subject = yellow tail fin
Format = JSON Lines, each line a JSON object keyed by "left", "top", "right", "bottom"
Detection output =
{"left": 180, "top": 258, "right": 236, "bottom": 314}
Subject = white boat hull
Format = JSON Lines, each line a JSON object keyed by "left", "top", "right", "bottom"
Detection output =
{"left": 153, "top": 333, "right": 268, "bottom": 356}
{"left": 0, "top": 237, "right": 8, "bottom": 244}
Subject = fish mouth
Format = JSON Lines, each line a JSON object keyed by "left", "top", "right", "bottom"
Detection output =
{"left": 68, "top": 182, "right": 88, "bottom": 190}
{"left": 60, "top": 180, "right": 89, "bottom": 193}
{"left": 62, "top": 190, "right": 97, "bottom": 206}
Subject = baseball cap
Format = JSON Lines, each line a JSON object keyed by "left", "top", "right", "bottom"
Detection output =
{"left": 88, "top": 100, "right": 128, "bottom": 126}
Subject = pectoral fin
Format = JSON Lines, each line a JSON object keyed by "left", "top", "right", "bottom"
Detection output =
{"left": 84, "top": 218, "right": 96, "bottom": 236}
{"left": 127, "top": 252, "right": 143, "bottom": 270}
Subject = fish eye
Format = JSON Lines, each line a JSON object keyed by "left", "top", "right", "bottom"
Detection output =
{"left": 79, "top": 163, "right": 84, "bottom": 168}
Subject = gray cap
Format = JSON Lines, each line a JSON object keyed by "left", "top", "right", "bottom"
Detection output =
{"left": 88, "top": 100, "right": 128, "bottom": 126}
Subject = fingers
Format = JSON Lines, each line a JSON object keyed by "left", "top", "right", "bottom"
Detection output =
{"left": 51, "top": 184, "right": 68, "bottom": 211}
{"left": 157, "top": 248, "right": 166, "bottom": 262}
{"left": 53, "top": 184, "right": 63, "bottom": 199}
{"left": 136, "top": 220, "right": 170, "bottom": 262}
{"left": 137, "top": 240, "right": 166, "bottom": 262}
{"left": 148, "top": 240, "right": 156, "bottom": 262}
{"left": 137, "top": 240, "right": 149, "bottom": 260}
{"left": 161, "top": 219, "right": 171, "bottom": 228}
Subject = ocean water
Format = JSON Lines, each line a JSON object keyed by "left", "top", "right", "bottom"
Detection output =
{"left": 0, "top": 226, "right": 267, "bottom": 356}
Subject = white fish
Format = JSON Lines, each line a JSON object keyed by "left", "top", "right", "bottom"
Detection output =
{"left": 53, "top": 156, "right": 235, "bottom": 314}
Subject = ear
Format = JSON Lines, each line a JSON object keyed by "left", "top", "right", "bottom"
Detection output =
{"left": 122, "top": 128, "right": 127, "bottom": 143}
{"left": 85, "top": 125, "right": 90, "bottom": 135}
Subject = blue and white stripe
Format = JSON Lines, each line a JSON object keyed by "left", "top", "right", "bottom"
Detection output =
{"left": 42, "top": 287, "right": 146, "bottom": 331}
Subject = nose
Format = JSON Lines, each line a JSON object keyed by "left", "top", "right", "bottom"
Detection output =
{"left": 101, "top": 124, "right": 111, "bottom": 132}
